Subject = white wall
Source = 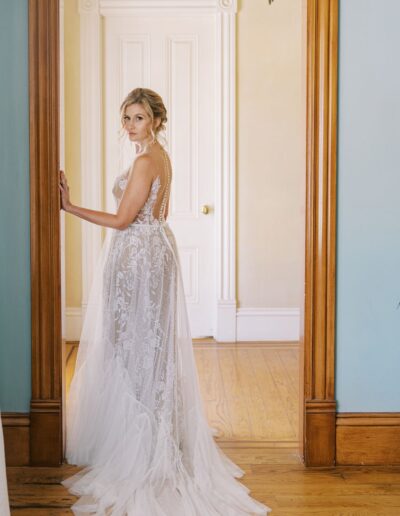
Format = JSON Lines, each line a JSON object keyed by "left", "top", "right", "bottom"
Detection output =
{"left": 236, "top": 0, "right": 306, "bottom": 339}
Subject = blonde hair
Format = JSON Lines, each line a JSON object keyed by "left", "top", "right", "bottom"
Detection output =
{"left": 120, "top": 88, "right": 167, "bottom": 145}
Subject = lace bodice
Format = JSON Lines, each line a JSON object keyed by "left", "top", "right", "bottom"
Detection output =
{"left": 112, "top": 170, "right": 164, "bottom": 225}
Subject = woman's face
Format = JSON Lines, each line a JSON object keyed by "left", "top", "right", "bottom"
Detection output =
{"left": 123, "top": 103, "right": 154, "bottom": 144}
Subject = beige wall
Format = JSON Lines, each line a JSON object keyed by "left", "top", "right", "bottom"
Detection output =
{"left": 64, "top": 0, "right": 306, "bottom": 312}
{"left": 64, "top": 0, "right": 82, "bottom": 308}
{"left": 237, "top": 0, "right": 306, "bottom": 309}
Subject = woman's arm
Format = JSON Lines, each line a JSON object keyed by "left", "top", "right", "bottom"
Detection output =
{"left": 60, "top": 155, "right": 154, "bottom": 230}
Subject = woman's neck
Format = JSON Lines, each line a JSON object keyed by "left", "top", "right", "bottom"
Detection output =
{"left": 135, "top": 138, "right": 160, "bottom": 155}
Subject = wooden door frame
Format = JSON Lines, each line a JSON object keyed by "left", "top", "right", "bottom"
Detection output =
{"left": 28, "top": 0, "right": 338, "bottom": 466}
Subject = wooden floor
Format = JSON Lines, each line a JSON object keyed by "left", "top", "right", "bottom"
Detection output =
{"left": 8, "top": 341, "right": 400, "bottom": 514}
{"left": 66, "top": 340, "right": 300, "bottom": 444}
{"left": 194, "top": 341, "right": 299, "bottom": 444}
{"left": 7, "top": 452, "right": 400, "bottom": 515}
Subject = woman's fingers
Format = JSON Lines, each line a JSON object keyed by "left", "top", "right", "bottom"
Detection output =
{"left": 58, "top": 170, "right": 70, "bottom": 211}
{"left": 60, "top": 176, "right": 69, "bottom": 191}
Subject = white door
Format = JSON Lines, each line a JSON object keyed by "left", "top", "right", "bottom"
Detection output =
{"left": 103, "top": 14, "right": 216, "bottom": 338}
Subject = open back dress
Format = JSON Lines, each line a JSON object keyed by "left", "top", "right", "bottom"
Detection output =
{"left": 62, "top": 147, "right": 271, "bottom": 516}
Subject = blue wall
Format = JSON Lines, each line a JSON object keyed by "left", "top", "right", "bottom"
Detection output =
{"left": 336, "top": 0, "right": 400, "bottom": 411}
{"left": 0, "top": 0, "right": 31, "bottom": 412}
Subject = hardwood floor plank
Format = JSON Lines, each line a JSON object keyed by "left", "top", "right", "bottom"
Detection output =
{"left": 274, "top": 494, "right": 400, "bottom": 510}
{"left": 217, "top": 348, "right": 254, "bottom": 439}
{"left": 11, "top": 510, "right": 73, "bottom": 516}
{"left": 195, "top": 347, "right": 233, "bottom": 438}
{"left": 247, "top": 348, "right": 296, "bottom": 440}
{"left": 221, "top": 447, "right": 303, "bottom": 465}
{"left": 261, "top": 349, "right": 299, "bottom": 436}
{"left": 276, "top": 349, "right": 300, "bottom": 431}
{"left": 234, "top": 348, "right": 273, "bottom": 440}
{"left": 8, "top": 484, "right": 74, "bottom": 508}
{"left": 277, "top": 349, "right": 299, "bottom": 392}
{"left": 6, "top": 465, "right": 79, "bottom": 484}
{"left": 7, "top": 461, "right": 400, "bottom": 515}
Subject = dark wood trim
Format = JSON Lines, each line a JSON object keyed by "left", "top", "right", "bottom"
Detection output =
{"left": 1, "top": 413, "right": 30, "bottom": 466}
{"left": 303, "top": 0, "right": 338, "bottom": 466}
{"left": 29, "top": 0, "right": 62, "bottom": 466}
{"left": 336, "top": 413, "right": 400, "bottom": 465}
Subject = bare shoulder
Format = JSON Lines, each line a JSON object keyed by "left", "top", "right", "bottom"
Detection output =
{"left": 132, "top": 153, "right": 154, "bottom": 173}
{"left": 128, "top": 153, "right": 155, "bottom": 182}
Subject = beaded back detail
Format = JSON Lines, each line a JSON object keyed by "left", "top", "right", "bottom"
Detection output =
{"left": 158, "top": 149, "right": 171, "bottom": 223}
{"left": 111, "top": 148, "right": 171, "bottom": 226}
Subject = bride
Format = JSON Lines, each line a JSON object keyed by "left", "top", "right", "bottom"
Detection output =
{"left": 59, "top": 87, "right": 271, "bottom": 515}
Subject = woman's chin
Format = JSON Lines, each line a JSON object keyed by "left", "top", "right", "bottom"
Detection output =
{"left": 130, "top": 136, "right": 145, "bottom": 145}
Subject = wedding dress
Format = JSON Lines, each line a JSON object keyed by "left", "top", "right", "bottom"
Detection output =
{"left": 62, "top": 149, "right": 271, "bottom": 515}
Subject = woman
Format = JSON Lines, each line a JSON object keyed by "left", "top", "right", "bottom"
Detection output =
{"left": 60, "top": 87, "right": 271, "bottom": 515}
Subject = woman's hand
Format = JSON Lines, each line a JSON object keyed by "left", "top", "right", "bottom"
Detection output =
{"left": 59, "top": 170, "right": 72, "bottom": 211}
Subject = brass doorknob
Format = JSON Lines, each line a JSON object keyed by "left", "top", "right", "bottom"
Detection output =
{"left": 201, "top": 205, "right": 209, "bottom": 215}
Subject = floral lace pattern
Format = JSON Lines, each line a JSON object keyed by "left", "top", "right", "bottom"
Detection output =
{"left": 104, "top": 172, "right": 178, "bottom": 424}
{"left": 112, "top": 170, "right": 163, "bottom": 225}
{"left": 63, "top": 160, "right": 271, "bottom": 515}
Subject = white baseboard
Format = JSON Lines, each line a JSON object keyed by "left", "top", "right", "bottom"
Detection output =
{"left": 65, "top": 307, "right": 82, "bottom": 341}
{"left": 236, "top": 307, "right": 300, "bottom": 341}
{"left": 215, "top": 301, "right": 237, "bottom": 342}
{"left": 66, "top": 306, "right": 300, "bottom": 343}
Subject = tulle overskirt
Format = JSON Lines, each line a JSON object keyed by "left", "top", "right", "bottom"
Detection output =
{"left": 62, "top": 222, "right": 271, "bottom": 515}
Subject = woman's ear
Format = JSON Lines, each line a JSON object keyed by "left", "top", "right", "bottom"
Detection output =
{"left": 154, "top": 117, "right": 161, "bottom": 130}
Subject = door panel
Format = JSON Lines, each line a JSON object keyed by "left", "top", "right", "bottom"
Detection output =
{"left": 103, "top": 15, "right": 216, "bottom": 337}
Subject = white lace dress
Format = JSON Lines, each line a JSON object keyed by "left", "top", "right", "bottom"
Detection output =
{"left": 62, "top": 157, "right": 271, "bottom": 515}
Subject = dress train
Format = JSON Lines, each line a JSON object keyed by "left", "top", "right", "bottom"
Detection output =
{"left": 62, "top": 167, "right": 271, "bottom": 515}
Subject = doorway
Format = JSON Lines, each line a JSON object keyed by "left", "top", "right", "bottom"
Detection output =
{"left": 28, "top": 0, "right": 338, "bottom": 468}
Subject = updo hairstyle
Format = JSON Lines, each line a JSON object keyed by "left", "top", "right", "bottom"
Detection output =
{"left": 120, "top": 87, "right": 168, "bottom": 143}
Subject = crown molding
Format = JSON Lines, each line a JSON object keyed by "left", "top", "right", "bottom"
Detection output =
{"left": 99, "top": 0, "right": 237, "bottom": 15}
{"left": 79, "top": 0, "right": 100, "bottom": 14}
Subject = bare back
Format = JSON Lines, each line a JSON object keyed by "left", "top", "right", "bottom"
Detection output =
{"left": 147, "top": 146, "right": 171, "bottom": 222}
{"left": 113, "top": 143, "right": 172, "bottom": 225}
